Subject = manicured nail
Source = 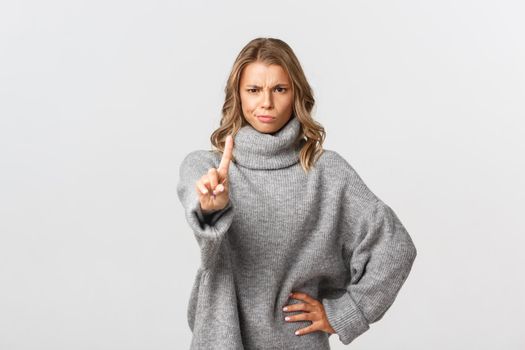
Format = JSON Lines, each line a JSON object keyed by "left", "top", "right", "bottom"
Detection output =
{"left": 202, "top": 189, "right": 208, "bottom": 194}
{"left": 283, "top": 307, "right": 288, "bottom": 311}
{"left": 285, "top": 316, "right": 290, "bottom": 321}
{"left": 295, "top": 331, "right": 300, "bottom": 335}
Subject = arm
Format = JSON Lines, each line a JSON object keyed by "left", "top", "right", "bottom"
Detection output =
{"left": 176, "top": 150, "right": 235, "bottom": 269}
{"left": 322, "top": 164, "right": 417, "bottom": 345}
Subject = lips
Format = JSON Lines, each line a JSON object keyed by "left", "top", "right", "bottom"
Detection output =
{"left": 257, "top": 115, "right": 275, "bottom": 123}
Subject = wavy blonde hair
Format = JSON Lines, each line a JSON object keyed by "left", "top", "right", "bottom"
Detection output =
{"left": 210, "top": 37, "right": 325, "bottom": 172}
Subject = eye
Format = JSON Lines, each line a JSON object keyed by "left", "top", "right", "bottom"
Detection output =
{"left": 275, "top": 87, "right": 287, "bottom": 93}
{"left": 246, "top": 88, "right": 258, "bottom": 93}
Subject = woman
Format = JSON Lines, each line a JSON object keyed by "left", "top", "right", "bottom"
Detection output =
{"left": 176, "top": 37, "right": 417, "bottom": 349}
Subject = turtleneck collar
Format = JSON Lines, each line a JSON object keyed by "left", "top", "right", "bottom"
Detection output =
{"left": 232, "top": 116, "right": 304, "bottom": 170}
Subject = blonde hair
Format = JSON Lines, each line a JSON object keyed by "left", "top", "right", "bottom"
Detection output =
{"left": 210, "top": 37, "right": 326, "bottom": 172}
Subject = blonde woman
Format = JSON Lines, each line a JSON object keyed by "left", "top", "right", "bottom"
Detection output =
{"left": 176, "top": 37, "right": 417, "bottom": 349}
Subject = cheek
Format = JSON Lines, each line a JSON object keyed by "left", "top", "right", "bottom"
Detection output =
{"left": 277, "top": 96, "right": 294, "bottom": 111}
{"left": 241, "top": 97, "right": 257, "bottom": 111}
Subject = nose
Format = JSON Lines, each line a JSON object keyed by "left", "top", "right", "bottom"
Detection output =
{"left": 260, "top": 89, "right": 273, "bottom": 109}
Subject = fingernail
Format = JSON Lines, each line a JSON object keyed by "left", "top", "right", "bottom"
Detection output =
{"left": 285, "top": 316, "right": 290, "bottom": 321}
{"left": 283, "top": 307, "right": 288, "bottom": 311}
{"left": 202, "top": 189, "right": 208, "bottom": 194}
{"left": 295, "top": 331, "right": 300, "bottom": 335}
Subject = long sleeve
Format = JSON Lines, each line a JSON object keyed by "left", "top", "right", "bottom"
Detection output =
{"left": 322, "top": 193, "right": 417, "bottom": 345}
{"left": 176, "top": 150, "right": 235, "bottom": 269}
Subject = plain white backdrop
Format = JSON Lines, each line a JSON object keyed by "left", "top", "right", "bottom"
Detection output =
{"left": 1, "top": 0, "right": 524, "bottom": 349}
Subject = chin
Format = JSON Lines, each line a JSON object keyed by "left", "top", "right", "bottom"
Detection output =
{"left": 256, "top": 126, "right": 276, "bottom": 134}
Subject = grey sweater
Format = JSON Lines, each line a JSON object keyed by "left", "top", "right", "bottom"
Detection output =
{"left": 176, "top": 116, "right": 417, "bottom": 349}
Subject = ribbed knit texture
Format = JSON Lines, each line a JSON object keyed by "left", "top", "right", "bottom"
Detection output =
{"left": 232, "top": 116, "right": 305, "bottom": 170}
{"left": 176, "top": 116, "right": 417, "bottom": 349}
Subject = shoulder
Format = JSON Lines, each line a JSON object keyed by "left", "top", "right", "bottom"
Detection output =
{"left": 318, "top": 149, "right": 379, "bottom": 204}
{"left": 318, "top": 149, "right": 349, "bottom": 167}
{"left": 317, "top": 149, "right": 360, "bottom": 179}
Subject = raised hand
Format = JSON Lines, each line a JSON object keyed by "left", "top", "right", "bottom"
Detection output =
{"left": 194, "top": 135, "right": 234, "bottom": 214}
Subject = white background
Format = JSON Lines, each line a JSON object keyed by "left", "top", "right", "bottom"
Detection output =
{"left": 1, "top": 0, "right": 524, "bottom": 349}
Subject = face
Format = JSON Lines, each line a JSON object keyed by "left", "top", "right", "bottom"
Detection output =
{"left": 239, "top": 61, "right": 294, "bottom": 134}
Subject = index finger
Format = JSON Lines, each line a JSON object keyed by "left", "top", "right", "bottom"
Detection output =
{"left": 218, "top": 134, "right": 234, "bottom": 173}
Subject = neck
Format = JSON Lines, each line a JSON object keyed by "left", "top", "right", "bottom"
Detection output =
{"left": 232, "top": 116, "right": 304, "bottom": 170}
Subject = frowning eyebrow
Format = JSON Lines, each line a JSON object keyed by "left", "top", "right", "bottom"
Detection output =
{"left": 245, "top": 84, "right": 290, "bottom": 88}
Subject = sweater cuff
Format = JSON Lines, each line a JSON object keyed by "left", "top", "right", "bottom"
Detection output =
{"left": 195, "top": 200, "right": 233, "bottom": 227}
{"left": 186, "top": 197, "right": 234, "bottom": 240}
{"left": 322, "top": 292, "right": 370, "bottom": 345}
{"left": 186, "top": 198, "right": 235, "bottom": 269}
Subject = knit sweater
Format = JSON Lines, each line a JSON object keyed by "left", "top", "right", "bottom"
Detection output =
{"left": 176, "top": 116, "right": 417, "bottom": 349}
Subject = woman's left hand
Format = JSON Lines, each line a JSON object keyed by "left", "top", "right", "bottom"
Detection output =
{"left": 283, "top": 291, "right": 336, "bottom": 336}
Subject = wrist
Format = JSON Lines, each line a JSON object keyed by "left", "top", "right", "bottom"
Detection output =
{"left": 200, "top": 201, "right": 230, "bottom": 215}
{"left": 200, "top": 207, "right": 217, "bottom": 215}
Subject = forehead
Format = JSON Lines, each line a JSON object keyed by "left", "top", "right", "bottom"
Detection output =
{"left": 240, "top": 62, "right": 290, "bottom": 83}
